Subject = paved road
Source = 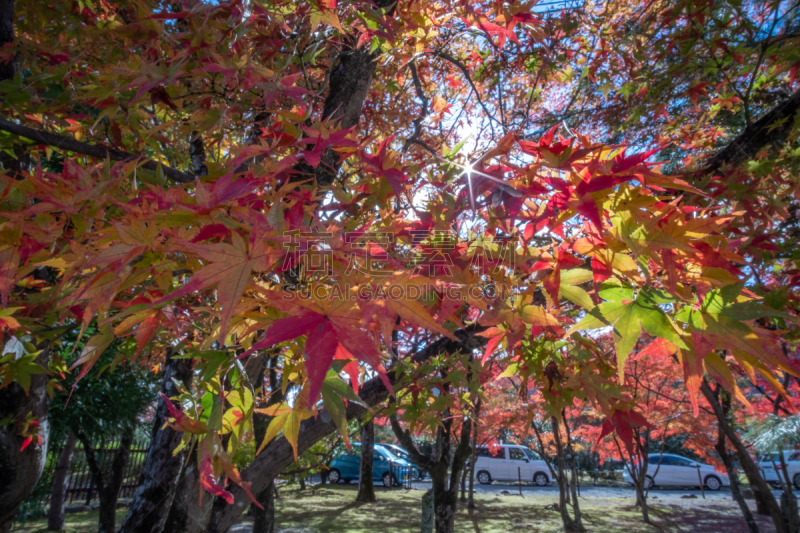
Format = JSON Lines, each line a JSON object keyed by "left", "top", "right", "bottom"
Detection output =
{"left": 313, "top": 475, "right": 795, "bottom": 500}
{"left": 404, "top": 479, "right": 795, "bottom": 500}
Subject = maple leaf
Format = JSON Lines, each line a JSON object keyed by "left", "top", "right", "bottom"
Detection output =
{"left": 295, "top": 125, "right": 359, "bottom": 167}
{"left": 153, "top": 233, "right": 272, "bottom": 341}
{"left": 570, "top": 284, "right": 687, "bottom": 382}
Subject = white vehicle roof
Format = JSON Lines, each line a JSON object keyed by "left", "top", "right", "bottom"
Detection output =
{"left": 477, "top": 443, "right": 527, "bottom": 448}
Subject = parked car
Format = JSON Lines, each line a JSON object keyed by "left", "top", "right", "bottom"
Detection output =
{"left": 758, "top": 450, "right": 800, "bottom": 489}
{"left": 472, "top": 444, "right": 552, "bottom": 486}
{"left": 381, "top": 443, "right": 427, "bottom": 480}
{"left": 622, "top": 453, "right": 729, "bottom": 491}
{"left": 328, "top": 443, "right": 412, "bottom": 487}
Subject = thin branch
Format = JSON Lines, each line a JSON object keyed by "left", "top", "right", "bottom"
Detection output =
{"left": 403, "top": 61, "right": 432, "bottom": 153}
{"left": 0, "top": 117, "right": 194, "bottom": 183}
{"left": 431, "top": 50, "right": 501, "bottom": 133}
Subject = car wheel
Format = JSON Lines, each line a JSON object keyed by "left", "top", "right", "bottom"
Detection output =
{"left": 382, "top": 472, "right": 397, "bottom": 488}
{"left": 794, "top": 474, "right": 800, "bottom": 491}
{"left": 643, "top": 476, "right": 654, "bottom": 490}
{"left": 328, "top": 469, "right": 341, "bottom": 484}
{"left": 477, "top": 471, "right": 492, "bottom": 485}
{"left": 533, "top": 472, "right": 548, "bottom": 486}
{"left": 704, "top": 475, "right": 722, "bottom": 491}
{"left": 414, "top": 469, "right": 423, "bottom": 481}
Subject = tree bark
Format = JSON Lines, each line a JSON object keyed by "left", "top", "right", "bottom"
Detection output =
{"left": 459, "top": 465, "right": 467, "bottom": 503}
{"left": 47, "top": 433, "right": 77, "bottom": 531}
{"left": 714, "top": 389, "right": 759, "bottom": 533}
{"left": 77, "top": 428, "right": 134, "bottom": 533}
{"left": 162, "top": 448, "right": 211, "bottom": 533}
{"left": 466, "top": 409, "right": 478, "bottom": 510}
{"left": 701, "top": 379, "right": 788, "bottom": 533}
{"left": 0, "top": 0, "right": 15, "bottom": 82}
{"left": 251, "top": 480, "right": 275, "bottom": 533}
{"left": 204, "top": 326, "right": 486, "bottom": 533}
{"left": 0, "top": 347, "right": 50, "bottom": 533}
{"left": 356, "top": 420, "right": 376, "bottom": 502}
{"left": 389, "top": 407, "right": 472, "bottom": 533}
{"left": 100, "top": 431, "right": 133, "bottom": 533}
{"left": 118, "top": 350, "right": 193, "bottom": 533}
{"left": 700, "top": 89, "right": 800, "bottom": 176}
{"left": 552, "top": 416, "right": 584, "bottom": 533}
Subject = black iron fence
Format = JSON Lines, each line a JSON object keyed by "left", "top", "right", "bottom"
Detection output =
{"left": 39, "top": 435, "right": 150, "bottom": 504}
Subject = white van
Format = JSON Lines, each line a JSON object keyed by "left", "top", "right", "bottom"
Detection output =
{"left": 473, "top": 444, "right": 551, "bottom": 486}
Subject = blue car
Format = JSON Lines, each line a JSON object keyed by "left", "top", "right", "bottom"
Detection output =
{"left": 328, "top": 443, "right": 412, "bottom": 487}
{"left": 381, "top": 443, "right": 427, "bottom": 480}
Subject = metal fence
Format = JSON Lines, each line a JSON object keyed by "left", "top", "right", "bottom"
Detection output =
{"left": 389, "top": 461, "right": 417, "bottom": 489}
{"left": 40, "top": 436, "right": 150, "bottom": 504}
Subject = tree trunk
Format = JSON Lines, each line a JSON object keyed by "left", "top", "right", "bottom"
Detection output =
{"left": 459, "top": 466, "right": 467, "bottom": 503}
{"left": 356, "top": 420, "right": 376, "bottom": 502}
{"left": 118, "top": 350, "right": 193, "bottom": 533}
{"left": 96, "top": 430, "right": 133, "bottom": 533}
{"left": 47, "top": 434, "right": 77, "bottom": 531}
{"left": 701, "top": 380, "right": 788, "bottom": 533}
{"left": 634, "top": 479, "right": 650, "bottom": 523}
{"left": 432, "top": 476, "right": 457, "bottom": 533}
{"left": 251, "top": 480, "right": 275, "bottom": 533}
{"left": 715, "top": 390, "right": 759, "bottom": 533}
{"left": 162, "top": 449, "right": 212, "bottom": 533}
{"left": 781, "top": 491, "right": 799, "bottom": 533}
{"left": 552, "top": 416, "right": 584, "bottom": 533}
{"left": 0, "top": 0, "right": 15, "bottom": 82}
{"left": 420, "top": 489, "right": 434, "bottom": 533}
{"left": 0, "top": 347, "right": 50, "bottom": 533}
{"left": 563, "top": 415, "right": 584, "bottom": 527}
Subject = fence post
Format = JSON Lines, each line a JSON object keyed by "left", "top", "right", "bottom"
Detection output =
{"left": 696, "top": 465, "right": 706, "bottom": 499}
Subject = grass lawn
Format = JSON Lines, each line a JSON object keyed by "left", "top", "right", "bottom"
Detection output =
{"left": 236, "top": 485, "right": 774, "bottom": 533}
{"left": 12, "top": 508, "right": 128, "bottom": 533}
{"left": 14, "top": 485, "right": 775, "bottom": 533}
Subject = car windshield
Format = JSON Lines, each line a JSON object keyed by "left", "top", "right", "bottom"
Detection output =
{"left": 388, "top": 446, "right": 410, "bottom": 460}
{"left": 525, "top": 449, "right": 540, "bottom": 460}
{"left": 377, "top": 446, "right": 406, "bottom": 464}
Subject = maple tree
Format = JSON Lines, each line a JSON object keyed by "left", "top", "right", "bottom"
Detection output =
{"left": 0, "top": 0, "right": 799, "bottom": 533}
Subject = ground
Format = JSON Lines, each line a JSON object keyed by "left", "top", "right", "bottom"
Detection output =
{"left": 15, "top": 485, "right": 784, "bottom": 533}
{"left": 229, "top": 485, "right": 777, "bottom": 533}
{"left": 13, "top": 508, "right": 128, "bottom": 533}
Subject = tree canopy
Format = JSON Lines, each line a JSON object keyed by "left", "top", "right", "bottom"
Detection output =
{"left": 0, "top": 0, "right": 798, "bottom": 530}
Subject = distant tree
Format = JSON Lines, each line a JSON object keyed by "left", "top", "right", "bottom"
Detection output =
{"left": 46, "top": 328, "right": 157, "bottom": 533}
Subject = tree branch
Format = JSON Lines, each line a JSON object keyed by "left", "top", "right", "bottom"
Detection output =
{"left": 432, "top": 51, "right": 500, "bottom": 132}
{"left": 0, "top": 117, "right": 194, "bottom": 183}
{"left": 700, "top": 88, "right": 800, "bottom": 176}
{"left": 403, "top": 61, "right": 431, "bottom": 153}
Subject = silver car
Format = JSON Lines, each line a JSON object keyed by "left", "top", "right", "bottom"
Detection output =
{"left": 622, "top": 453, "right": 729, "bottom": 491}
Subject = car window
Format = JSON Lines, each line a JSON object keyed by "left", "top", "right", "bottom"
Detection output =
{"left": 648, "top": 455, "right": 665, "bottom": 464}
{"left": 373, "top": 451, "right": 386, "bottom": 461}
{"left": 525, "top": 449, "right": 541, "bottom": 460}
{"left": 509, "top": 448, "right": 527, "bottom": 461}
{"left": 476, "top": 447, "right": 492, "bottom": 458}
{"left": 672, "top": 457, "right": 693, "bottom": 467}
{"left": 391, "top": 447, "right": 410, "bottom": 460}
{"left": 789, "top": 452, "right": 800, "bottom": 462}
{"left": 487, "top": 446, "right": 505, "bottom": 459}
